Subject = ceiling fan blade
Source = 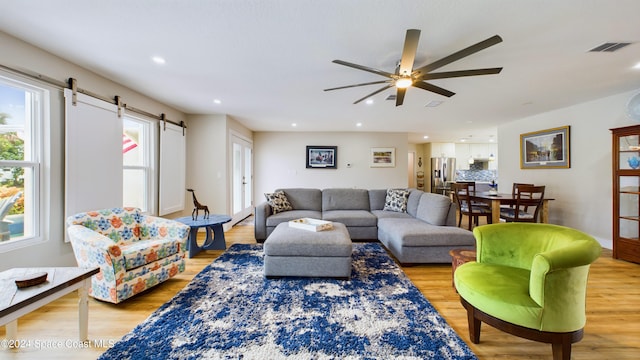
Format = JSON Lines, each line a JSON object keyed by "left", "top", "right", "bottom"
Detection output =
{"left": 413, "top": 81, "right": 455, "bottom": 97}
{"left": 413, "top": 35, "right": 503, "bottom": 75}
{"left": 332, "top": 60, "right": 394, "bottom": 78}
{"left": 324, "top": 80, "right": 391, "bottom": 91}
{"left": 398, "top": 29, "right": 421, "bottom": 76}
{"left": 395, "top": 88, "right": 407, "bottom": 107}
{"left": 353, "top": 84, "right": 395, "bottom": 104}
{"left": 421, "top": 67, "right": 503, "bottom": 80}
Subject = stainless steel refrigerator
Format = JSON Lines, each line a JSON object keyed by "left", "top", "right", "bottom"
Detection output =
{"left": 431, "top": 157, "right": 456, "bottom": 195}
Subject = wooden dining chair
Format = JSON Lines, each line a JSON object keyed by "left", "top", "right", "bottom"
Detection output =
{"left": 501, "top": 182, "right": 534, "bottom": 209}
{"left": 452, "top": 182, "right": 493, "bottom": 230}
{"left": 457, "top": 181, "right": 490, "bottom": 208}
{"left": 499, "top": 185, "right": 545, "bottom": 222}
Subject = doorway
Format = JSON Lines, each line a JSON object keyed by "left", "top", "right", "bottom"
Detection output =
{"left": 408, "top": 152, "right": 415, "bottom": 188}
{"left": 231, "top": 133, "right": 253, "bottom": 225}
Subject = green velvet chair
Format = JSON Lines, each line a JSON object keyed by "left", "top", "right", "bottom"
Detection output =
{"left": 454, "top": 223, "right": 602, "bottom": 360}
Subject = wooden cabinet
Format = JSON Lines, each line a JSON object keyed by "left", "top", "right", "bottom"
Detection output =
{"left": 430, "top": 142, "right": 455, "bottom": 158}
{"left": 611, "top": 125, "right": 640, "bottom": 264}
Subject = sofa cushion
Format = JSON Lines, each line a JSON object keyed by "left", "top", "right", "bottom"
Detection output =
{"left": 264, "top": 191, "right": 293, "bottom": 214}
{"left": 322, "top": 188, "right": 370, "bottom": 211}
{"left": 407, "top": 189, "right": 424, "bottom": 217}
{"left": 277, "top": 188, "right": 322, "bottom": 211}
{"left": 372, "top": 209, "right": 413, "bottom": 220}
{"left": 265, "top": 210, "right": 323, "bottom": 227}
{"left": 383, "top": 188, "right": 410, "bottom": 212}
{"left": 368, "top": 189, "right": 387, "bottom": 211}
{"left": 377, "top": 218, "right": 475, "bottom": 247}
{"left": 455, "top": 262, "right": 538, "bottom": 329}
{"left": 322, "top": 210, "right": 378, "bottom": 227}
{"left": 120, "top": 238, "right": 182, "bottom": 271}
{"left": 415, "top": 193, "right": 452, "bottom": 226}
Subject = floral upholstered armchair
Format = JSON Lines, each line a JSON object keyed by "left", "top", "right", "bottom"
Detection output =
{"left": 66, "top": 207, "right": 190, "bottom": 304}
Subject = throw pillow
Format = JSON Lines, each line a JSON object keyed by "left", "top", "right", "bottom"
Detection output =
{"left": 383, "top": 188, "right": 410, "bottom": 213}
{"left": 264, "top": 191, "right": 292, "bottom": 214}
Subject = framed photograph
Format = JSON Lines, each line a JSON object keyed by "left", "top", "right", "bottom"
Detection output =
{"left": 370, "top": 147, "right": 396, "bottom": 167}
{"left": 306, "top": 146, "right": 337, "bottom": 169}
{"left": 520, "top": 126, "right": 570, "bottom": 169}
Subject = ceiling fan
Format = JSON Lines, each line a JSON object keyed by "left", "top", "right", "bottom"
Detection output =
{"left": 324, "top": 29, "right": 503, "bottom": 106}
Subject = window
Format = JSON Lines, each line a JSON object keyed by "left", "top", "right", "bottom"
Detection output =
{"left": 123, "top": 115, "right": 156, "bottom": 214}
{"left": 0, "top": 74, "right": 45, "bottom": 250}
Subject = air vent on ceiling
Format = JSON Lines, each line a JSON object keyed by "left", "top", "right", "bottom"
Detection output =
{"left": 589, "top": 42, "right": 632, "bottom": 52}
{"left": 425, "top": 100, "right": 444, "bottom": 107}
{"left": 386, "top": 94, "right": 396, "bottom": 101}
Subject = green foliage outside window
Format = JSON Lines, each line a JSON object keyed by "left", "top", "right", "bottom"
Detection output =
{"left": 0, "top": 112, "right": 25, "bottom": 215}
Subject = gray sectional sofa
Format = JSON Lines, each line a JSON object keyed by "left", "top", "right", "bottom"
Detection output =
{"left": 254, "top": 188, "right": 475, "bottom": 264}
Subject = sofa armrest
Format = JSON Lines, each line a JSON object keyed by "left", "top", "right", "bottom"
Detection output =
{"left": 529, "top": 240, "right": 601, "bottom": 306}
{"left": 254, "top": 202, "right": 272, "bottom": 241}
{"left": 140, "top": 215, "right": 190, "bottom": 253}
{"left": 67, "top": 224, "right": 127, "bottom": 283}
{"left": 445, "top": 201, "right": 458, "bottom": 226}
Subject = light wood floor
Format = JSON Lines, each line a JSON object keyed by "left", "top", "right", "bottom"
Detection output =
{"left": 1, "top": 221, "right": 639, "bottom": 359}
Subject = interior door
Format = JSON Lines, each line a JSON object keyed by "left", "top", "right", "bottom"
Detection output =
{"left": 231, "top": 134, "right": 253, "bottom": 225}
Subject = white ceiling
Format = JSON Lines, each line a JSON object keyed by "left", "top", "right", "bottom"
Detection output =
{"left": 1, "top": 0, "right": 640, "bottom": 144}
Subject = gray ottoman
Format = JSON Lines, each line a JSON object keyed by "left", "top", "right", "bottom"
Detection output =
{"left": 264, "top": 222, "right": 352, "bottom": 279}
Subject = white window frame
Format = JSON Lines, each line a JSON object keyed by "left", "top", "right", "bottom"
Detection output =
{"left": 0, "top": 72, "right": 47, "bottom": 252}
{"left": 123, "top": 114, "right": 157, "bottom": 215}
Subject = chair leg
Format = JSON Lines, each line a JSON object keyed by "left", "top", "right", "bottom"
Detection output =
{"left": 466, "top": 303, "right": 481, "bottom": 343}
{"left": 551, "top": 333, "right": 573, "bottom": 360}
{"left": 461, "top": 297, "right": 582, "bottom": 359}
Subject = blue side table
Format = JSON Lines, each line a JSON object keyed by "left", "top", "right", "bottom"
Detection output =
{"left": 176, "top": 215, "right": 232, "bottom": 258}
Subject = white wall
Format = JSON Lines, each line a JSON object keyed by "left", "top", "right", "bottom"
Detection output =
{"left": 254, "top": 132, "right": 409, "bottom": 202}
{"left": 182, "top": 114, "right": 228, "bottom": 217}
{"left": 180, "top": 114, "right": 253, "bottom": 220}
{"left": 498, "top": 89, "right": 639, "bottom": 249}
{"left": 0, "top": 31, "right": 186, "bottom": 270}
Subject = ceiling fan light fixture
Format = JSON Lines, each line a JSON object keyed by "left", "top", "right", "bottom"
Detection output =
{"left": 395, "top": 77, "right": 413, "bottom": 88}
{"left": 326, "top": 31, "right": 502, "bottom": 106}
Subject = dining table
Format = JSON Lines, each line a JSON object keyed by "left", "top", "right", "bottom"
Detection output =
{"left": 468, "top": 192, "right": 554, "bottom": 224}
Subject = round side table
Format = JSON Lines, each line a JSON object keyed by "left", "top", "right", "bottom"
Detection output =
{"left": 176, "top": 215, "right": 231, "bottom": 258}
{"left": 449, "top": 249, "right": 477, "bottom": 291}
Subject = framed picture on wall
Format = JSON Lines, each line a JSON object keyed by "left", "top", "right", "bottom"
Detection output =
{"left": 520, "top": 126, "right": 570, "bottom": 169}
{"left": 306, "top": 146, "right": 337, "bottom": 169}
{"left": 370, "top": 147, "right": 396, "bottom": 167}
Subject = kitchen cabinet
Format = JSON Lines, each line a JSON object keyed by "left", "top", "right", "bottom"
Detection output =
{"left": 430, "top": 142, "right": 455, "bottom": 158}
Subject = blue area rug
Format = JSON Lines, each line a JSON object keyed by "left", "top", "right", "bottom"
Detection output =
{"left": 99, "top": 243, "right": 476, "bottom": 359}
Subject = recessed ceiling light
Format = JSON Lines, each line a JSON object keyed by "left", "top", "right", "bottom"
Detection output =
{"left": 291, "top": 123, "right": 297, "bottom": 127}
{"left": 356, "top": 122, "right": 363, "bottom": 127}
{"left": 633, "top": 62, "right": 640, "bottom": 70}
{"left": 151, "top": 56, "right": 166, "bottom": 65}
{"left": 213, "top": 99, "right": 222, "bottom": 104}
{"left": 423, "top": 135, "right": 429, "bottom": 139}
{"left": 460, "top": 138, "right": 467, "bottom": 142}
{"left": 365, "top": 99, "right": 374, "bottom": 105}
